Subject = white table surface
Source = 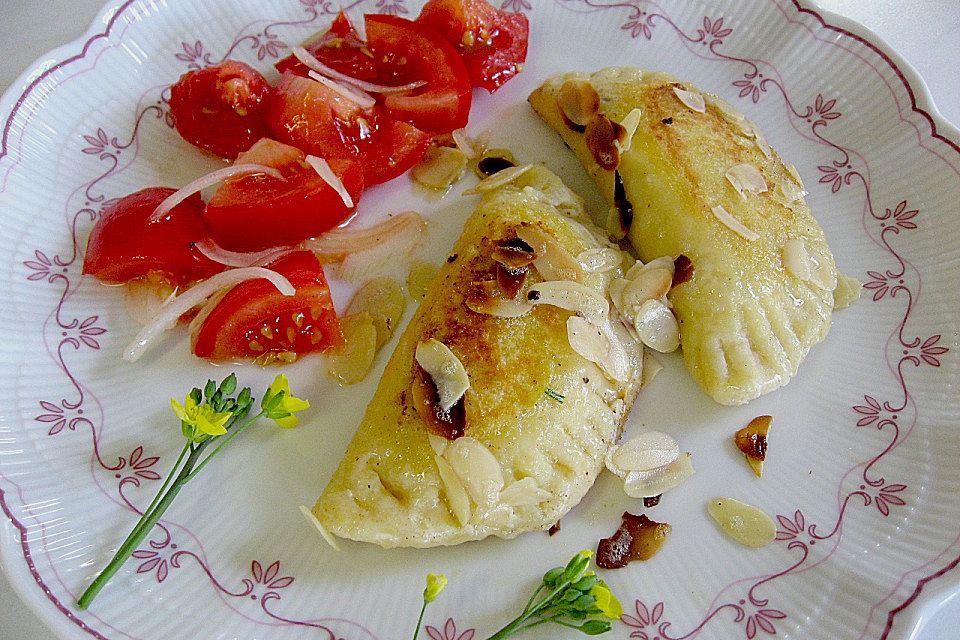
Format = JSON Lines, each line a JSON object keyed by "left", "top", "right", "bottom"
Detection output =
{"left": 0, "top": 0, "right": 957, "bottom": 638}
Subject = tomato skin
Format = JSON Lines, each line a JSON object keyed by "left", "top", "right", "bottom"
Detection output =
{"left": 83, "top": 187, "right": 224, "bottom": 285}
{"left": 361, "top": 116, "right": 432, "bottom": 185}
{"left": 204, "top": 138, "right": 363, "bottom": 252}
{"left": 169, "top": 61, "right": 273, "bottom": 159}
{"left": 274, "top": 11, "right": 379, "bottom": 82}
{"left": 365, "top": 14, "right": 472, "bottom": 133}
{"left": 416, "top": 0, "right": 529, "bottom": 92}
{"left": 191, "top": 251, "right": 343, "bottom": 361}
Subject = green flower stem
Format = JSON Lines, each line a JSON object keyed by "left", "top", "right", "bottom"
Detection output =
{"left": 138, "top": 441, "right": 191, "bottom": 522}
{"left": 76, "top": 444, "right": 202, "bottom": 609}
{"left": 184, "top": 411, "right": 265, "bottom": 482}
{"left": 485, "top": 579, "right": 573, "bottom": 640}
{"left": 412, "top": 599, "right": 428, "bottom": 640}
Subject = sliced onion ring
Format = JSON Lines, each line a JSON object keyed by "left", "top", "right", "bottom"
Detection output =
{"left": 122, "top": 267, "right": 295, "bottom": 362}
{"left": 195, "top": 238, "right": 295, "bottom": 268}
{"left": 305, "top": 155, "right": 355, "bottom": 208}
{"left": 303, "top": 212, "right": 426, "bottom": 262}
{"left": 292, "top": 46, "right": 426, "bottom": 94}
{"left": 306, "top": 69, "right": 376, "bottom": 109}
{"left": 149, "top": 164, "right": 283, "bottom": 223}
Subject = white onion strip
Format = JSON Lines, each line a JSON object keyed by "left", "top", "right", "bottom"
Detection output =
{"left": 305, "top": 155, "right": 354, "bottom": 208}
{"left": 306, "top": 70, "right": 376, "bottom": 109}
{"left": 195, "top": 238, "right": 295, "bottom": 268}
{"left": 122, "top": 268, "right": 295, "bottom": 362}
{"left": 711, "top": 205, "right": 760, "bottom": 242}
{"left": 292, "top": 46, "right": 426, "bottom": 94}
{"left": 303, "top": 211, "right": 425, "bottom": 261}
{"left": 451, "top": 128, "right": 476, "bottom": 158}
{"left": 149, "top": 164, "right": 283, "bottom": 223}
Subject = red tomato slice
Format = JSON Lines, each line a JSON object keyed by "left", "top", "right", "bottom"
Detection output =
{"left": 416, "top": 0, "right": 529, "bottom": 92}
{"left": 274, "top": 11, "right": 379, "bottom": 82}
{"left": 191, "top": 251, "right": 343, "bottom": 361}
{"left": 204, "top": 138, "right": 363, "bottom": 252}
{"left": 365, "top": 14, "right": 472, "bottom": 133}
{"left": 267, "top": 73, "right": 430, "bottom": 186}
{"left": 169, "top": 61, "right": 272, "bottom": 159}
{"left": 83, "top": 187, "right": 224, "bottom": 284}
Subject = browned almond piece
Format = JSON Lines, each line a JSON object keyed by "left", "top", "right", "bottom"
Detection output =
{"left": 734, "top": 415, "right": 772, "bottom": 477}
{"left": 672, "top": 254, "right": 694, "bottom": 287}
{"left": 644, "top": 494, "right": 662, "bottom": 508}
{"left": 491, "top": 237, "right": 537, "bottom": 270}
{"left": 496, "top": 264, "right": 528, "bottom": 299}
{"left": 558, "top": 78, "right": 600, "bottom": 128}
{"left": 548, "top": 521, "right": 561, "bottom": 536}
{"left": 585, "top": 115, "right": 624, "bottom": 171}
{"left": 411, "top": 363, "right": 466, "bottom": 440}
{"left": 596, "top": 511, "right": 672, "bottom": 569}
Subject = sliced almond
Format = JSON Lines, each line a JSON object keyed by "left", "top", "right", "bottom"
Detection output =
{"left": 611, "top": 432, "right": 680, "bottom": 472}
{"left": 616, "top": 108, "right": 642, "bottom": 153}
{"left": 346, "top": 277, "right": 407, "bottom": 349}
{"left": 626, "top": 256, "right": 675, "bottom": 280}
{"left": 585, "top": 114, "right": 623, "bottom": 171}
{"left": 466, "top": 280, "right": 532, "bottom": 318}
{"left": 415, "top": 339, "right": 470, "bottom": 412}
{"left": 807, "top": 251, "right": 838, "bottom": 291}
{"left": 725, "top": 163, "right": 768, "bottom": 198}
{"left": 833, "top": 273, "right": 862, "bottom": 310}
{"left": 527, "top": 280, "right": 609, "bottom": 326}
{"left": 639, "top": 348, "right": 663, "bottom": 389}
{"left": 500, "top": 477, "right": 552, "bottom": 506}
{"left": 558, "top": 78, "right": 601, "bottom": 127}
{"left": 436, "top": 454, "right": 471, "bottom": 526}
{"left": 492, "top": 238, "right": 537, "bottom": 270}
{"left": 597, "top": 512, "right": 672, "bottom": 568}
{"left": 633, "top": 299, "right": 680, "bottom": 353}
{"left": 515, "top": 225, "right": 584, "bottom": 283}
{"left": 463, "top": 164, "right": 533, "bottom": 194}
{"left": 326, "top": 312, "right": 378, "bottom": 385}
{"left": 567, "top": 315, "right": 610, "bottom": 366}
{"left": 427, "top": 433, "right": 449, "bottom": 456}
{"left": 620, "top": 268, "right": 673, "bottom": 316}
{"left": 782, "top": 238, "right": 813, "bottom": 281}
{"left": 707, "top": 497, "right": 777, "bottom": 548}
{"left": 443, "top": 436, "right": 504, "bottom": 506}
{"left": 412, "top": 146, "right": 468, "bottom": 190}
{"left": 623, "top": 452, "right": 694, "bottom": 498}
{"left": 734, "top": 415, "right": 772, "bottom": 478}
{"left": 711, "top": 204, "right": 760, "bottom": 241}
{"left": 672, "top": 87, "right": 706, "bottom": 113}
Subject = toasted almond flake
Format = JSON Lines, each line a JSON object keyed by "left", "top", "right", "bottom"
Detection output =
{"left": 326, "top": 312, "right": 377, "bottom": 385}
{"left": 567, "top": 315, "right": 610, "bottom": 366}
{"left": 627, "top": 256, "right": 676, "bottom": 280}
{"left": 515, "top": 226, "right": 584, "bottom": 282}
{"left": 711, "top": 204, "right": 760, "bottom": 241}
{"left": 435, "top": 455, "right": 471, "bottom": 526}
{"left": 725, "top": 163, "right": 768, "bottom": 197}
{"left": 411, "top": 146, "right": 468, "bottom": 190}
{"left": 305, "top": 69, "right": 375, "bottom": 109}
{"left": 451, "top": 128, "right": 476, "bottom": 158}
{"left": 346, "top": 277, "right": 406, "bottom": 349}
{"left": 407, "top": 260, "right": 437, "bottom": 301}
{"left": 500, "top": 477, "right": 552, "bottom": 506}
{"left": 577, "top": 247, "right": 622, "bottom": 273}
{"left": 463, "top": 164, "right": 533, "bottom": 194}
{"left": 443, "top": 436, "right": 504, "bottom": 506}
{"left": 621, "top": 268, "right": 673, "bottom": 316}
{"left": 807, "top": 252, "right": 838, "bottom": 291}
{"left": 415, "top": 339, "right": 470, "bottom": 412}
{"left": 599, "top": 320, "right": 632, "bottom": 383}
{"left": 782, "top": 238, "right": 812, "bottom": 281}
{"left": 611, "top": 431, "right": 680, "bottom": 472}
{"left": 707, "top": 497, "right": 777, "bottom": 548}
{"left": 735, "top": 415, "right": 772, "bottom": 478}
{"left": 466, "top": 280, "right": 532, "bottom": 317}
{"left": 608, "top": 277, "right": 629, "bottom": 313}
{"left": 616, "top": 108, "right": 642, "bottom": 153}
{"left": 528, "top": 280, "right": 609, "bottom": 325}
{"left": 833, "top": 273, "right": 862, "bottom": 309}
{"left": 623, "top": 452, "right": 695, "bottom": 498}
{"left": 776, "top": 178, "right": 808, "bottom": 204}
{"left": 639, "top": 348, "right": 663, "bottom": 389}
{"left": 557, "top": 78, "right": 600, "bottom": 127}
{"left": 428, "top": 433, "right": 449, "bottom": 456}
{"left": 634, "top": 299, "right": 680, "bottom": 353}
{"left": 299, "top": 505, "right": 340, "bottom": 551}
{"left": 673, "top": 87, "right": 706, "bottom": 112}
{"left": 585, "top": 115, "right": 623, "bottom": 170}
{"left": 305, "top": 155, "right": 354, "bottom": 208}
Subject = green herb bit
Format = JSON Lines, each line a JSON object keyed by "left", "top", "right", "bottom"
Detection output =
{"left": 484, "top": 550, "right": 623, "bottom": 639}
{"left": 76, "top": 373, "right": 309, "bottom": 610}
{"left": 544, "top": 388, "right": 565, "bottom": 403}
{"left": 413, "top": 573, "right": 448, "bottom": 640}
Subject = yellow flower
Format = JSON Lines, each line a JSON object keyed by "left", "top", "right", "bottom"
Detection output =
{"left": 423, "top": 573, "right": 447, "bottom": 603}
{"left": 266, "top": 374, "right": 310, "bottom": 428}
{"left": 171, "top": 395, "right": 231, "bottom": 438}
{"left": 591, "top": 580, "right": 623, "bottom": 620}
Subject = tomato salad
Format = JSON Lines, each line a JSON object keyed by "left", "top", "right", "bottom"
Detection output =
{"left": 83, "top": 1, "right": 529, "bottom": 365}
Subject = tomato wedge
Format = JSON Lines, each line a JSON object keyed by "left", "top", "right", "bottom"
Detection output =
{"left": 365, "top": 14, "right": 472, "bottom": 133}
{"left": 274, "top": 10, "right": 379, "bottom": 82}
{"left": 191, "top": 251, "right": 342, "bottom": 361}
{"left": 83, "top": 187, "right": 224, "bottom": 284}
{"left": 169, "top": 61, "right": 272, "bottom": 159}
{"left": 204, "top": 138, "right": 363, "bottom": 252}
{"left": 417, "top": 0, "right": 529, "bottom": 92}
{"left": 266, "top": 73, "right": 431, "bottom": 186}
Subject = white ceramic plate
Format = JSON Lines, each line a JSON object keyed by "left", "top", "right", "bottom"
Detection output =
{"left": 2, "top": 0, "right": 958, "bottom": 638}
